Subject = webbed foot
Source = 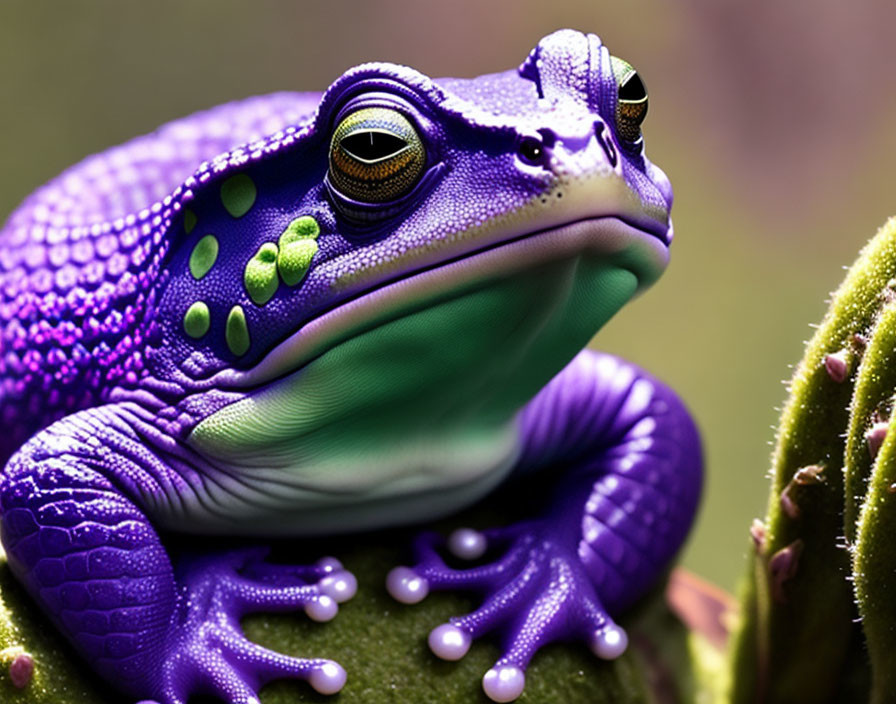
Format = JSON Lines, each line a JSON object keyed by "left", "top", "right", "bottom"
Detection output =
{"left": 157, "top": 548, "right": 355, "bottom": 704}
{"left": 387, "top": 524, "right": 625, "bottom": 703}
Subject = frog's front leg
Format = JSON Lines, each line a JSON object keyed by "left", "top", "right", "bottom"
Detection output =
{"left": 0, "top": 406, "right": 353, "bottom": 703}
{"left": 387, "top": 350, "right": 702, "bottom": 702}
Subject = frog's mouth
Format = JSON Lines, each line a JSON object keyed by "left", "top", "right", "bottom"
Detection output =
{"left": 214, "top": 215, "right": 668, "bottom": 391}
{"left": 185, "top": 215, "right": 666, "bottom": 530}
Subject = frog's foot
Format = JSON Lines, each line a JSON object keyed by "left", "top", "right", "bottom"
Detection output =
{"left": 158, "top": 548, "right": 353, "bottom": 704}
{"left": 387, "top": 525, "right": 626, "bottom": 703}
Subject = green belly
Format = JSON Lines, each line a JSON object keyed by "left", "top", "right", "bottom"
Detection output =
{"left": 187, "top": 252, "right": 639, "bottom": 534}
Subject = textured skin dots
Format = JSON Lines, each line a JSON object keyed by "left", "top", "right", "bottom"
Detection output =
{"left": 0, "top": 28, "right": 698, "bottom": 704}
{"left": 0, "top": 410, "right": 178, "bottom": 696}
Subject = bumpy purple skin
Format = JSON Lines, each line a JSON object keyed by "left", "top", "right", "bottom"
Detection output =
{"left": 0, "top": 30, "right": 700, "bottom": 703}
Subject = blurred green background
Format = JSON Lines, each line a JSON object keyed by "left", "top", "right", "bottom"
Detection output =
{"left": 2, "top": 0, "right": 896, "bottom": 594}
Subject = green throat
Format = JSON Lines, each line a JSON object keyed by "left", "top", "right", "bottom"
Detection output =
{"left": 187, "top": 248, "right": 641, "bottom": 534}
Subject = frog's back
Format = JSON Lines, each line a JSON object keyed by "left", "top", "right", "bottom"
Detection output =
{"left": 0, "top": 91, "right": 319, "bottom": 461}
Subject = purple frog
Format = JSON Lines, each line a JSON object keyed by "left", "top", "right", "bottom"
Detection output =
{"left": 0, "top": 29, "right": 701, "bottom": 703}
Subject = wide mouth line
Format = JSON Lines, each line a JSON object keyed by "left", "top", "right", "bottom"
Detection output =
{"left": 302, "top": 211, "right": 668, "bottom": 332}
{"left": 331, "top": 211, "right": 665, "bottom": 298}
{"left": 305, "top": 211, "right": 668, "bottom": 335}
{"left": 198, "top": 214, "right": 668, "bottom": 393}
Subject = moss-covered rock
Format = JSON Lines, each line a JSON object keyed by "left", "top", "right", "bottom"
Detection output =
{"left": 0, "top": 500, "right": 724, "bottom": 703}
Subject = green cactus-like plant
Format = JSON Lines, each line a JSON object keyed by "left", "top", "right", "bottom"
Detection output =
{"left": 729, "top": 217, "right": 896, "bottom": 702}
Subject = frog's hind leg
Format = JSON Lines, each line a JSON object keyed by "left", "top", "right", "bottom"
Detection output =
{"left": 0, "top": 407, "right": 350, "bottom": 703}
{"left": 388, "top": 350, "right": 702, "bottom": 702}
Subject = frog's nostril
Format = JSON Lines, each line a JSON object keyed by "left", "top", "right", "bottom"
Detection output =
{"left": 537, "top": 128, "right": 557, "bottom": 148}
{"left": 517, "top": 135, "right": 546, "bottom": 167}
{"left": 594, "top": 122, "right": 618, "bottom": 168}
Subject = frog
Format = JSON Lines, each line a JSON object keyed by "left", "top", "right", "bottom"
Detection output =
{"left": 0, "top": 28, "right": 701, "bottom": 704}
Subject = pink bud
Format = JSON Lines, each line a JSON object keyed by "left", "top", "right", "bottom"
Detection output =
{"left": 823, "top": 351, "right": 848, "bottom": 383}
{"left": 9, "top": 652, "right": 34, "bottom": 689}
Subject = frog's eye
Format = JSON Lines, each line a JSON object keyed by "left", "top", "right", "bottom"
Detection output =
{"left": 610, "top": 57, "right": 648, "bottom": 143}
{"left": 328, "top": 107, "right": 426, "bottom": 204}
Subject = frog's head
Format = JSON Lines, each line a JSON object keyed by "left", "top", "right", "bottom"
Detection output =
{"left": 153, "top": 30, "right": 672, "bottom": 473}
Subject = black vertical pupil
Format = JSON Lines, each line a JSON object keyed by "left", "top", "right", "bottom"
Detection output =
{"left": 518, "top": 136, "right": 544, "bottom": 165}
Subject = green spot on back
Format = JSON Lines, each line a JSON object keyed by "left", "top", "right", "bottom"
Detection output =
{"left": 183, "top": 301, "right": 210, "bottom": 338}
{"left": 226, "top": 305, "right": 250, "bottom": 356}
{"left": 281, "top": 215, "right": 320, "bottom": 241}
{"left": 245, "top": 242, "right": 280, "bottom": 305}
{"left": 277, "top": 216, "right": 319, "bottom": 286}
{"left": 189, "top": 234, "right": 219, "bottom": 280}
{"left": 184, "top": 208, "right": 197, "bottom": 234}
{"left": 278, "top": 239, "right": 318, "bottom": 286}
{"left": 220, "top": 174, "right": 257, "bottom": 218}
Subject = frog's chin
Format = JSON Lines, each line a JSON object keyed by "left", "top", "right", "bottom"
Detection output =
{"left": 215, "top": 216, "right": 668, "bottom": 391}
{"left": 187, "top": 216, "right": 666, "bottom": 532}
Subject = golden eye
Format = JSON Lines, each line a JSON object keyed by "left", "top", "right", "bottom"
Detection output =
{"left": 328, "top": 107, "right": 426, "bottom": 203}
{"left": 610, "top": 57, "right": 648, "bottom": 143}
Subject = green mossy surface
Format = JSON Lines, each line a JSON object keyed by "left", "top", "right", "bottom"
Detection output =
{"left": 0, "top": 503, "right": 719, "bottom": 703}
{"left": 0, "top": 548, "right": 113, "bottom": 702}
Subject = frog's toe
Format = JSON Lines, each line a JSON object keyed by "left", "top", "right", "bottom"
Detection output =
{"left": 228, "top": 550, "right": 357, "bottom": 611}
{"left": 446, "top": 527, "right": 489, "bottom": 560}
{"left": 386, "top": 528, "right": 534, "bottom": 603}
{"left": 473, "top": 573, "right": 627, "bottom": 702}
{"left": 589, "top": 622, "right": 629, "bottom": 660}
{"left": 482, "top": 665, "right": 526, "bottom": 703}
{"left": 160, "top": 628, "right": 345, "bottom": 704}
{"left": 199, "top": 651, "right": 265, "bottom": 704}
{"left": 239, "top": 553, "right": 357, "bottom": 601}
{"left": 391, "top": 524, "right": 627, "bottom": 702}
{"left": 386, "top": 565, "right": 431, "bottom": 604}
{"left": 427, "top": 623, "right": 472, "bottom": 660}
{"left": 229, "top": 573, "right": 340, "bottom": 620}
{"left": 202, "top": 638, "right": 345, "bottom": 699}
{"left": 317, "top": 568, "right": 358, "bottom": 603}
{"left": 157, "top": 549, "right": 350, "bottom": 702}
